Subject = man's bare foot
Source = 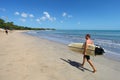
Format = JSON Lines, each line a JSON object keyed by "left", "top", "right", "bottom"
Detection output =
{"left": 93, "top": 70, "right": 97, "bottom": 73}
{"left": 81, "top": 64, "right": 84, "bottom": 67}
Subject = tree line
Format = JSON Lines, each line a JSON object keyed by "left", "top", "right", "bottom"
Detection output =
{"left": 0, "top": 18, "right": 55, "bottom": 30}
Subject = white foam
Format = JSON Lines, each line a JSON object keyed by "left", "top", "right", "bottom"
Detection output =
{"left": 105, "top": 49, "right": 120, "bottom": 56}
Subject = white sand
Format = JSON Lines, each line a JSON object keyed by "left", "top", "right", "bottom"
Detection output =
{"left": 0, "top": 31, "right": 120, "bottom": 80}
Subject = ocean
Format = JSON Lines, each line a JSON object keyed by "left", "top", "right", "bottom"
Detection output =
{"left": 26, "top": 30, "right": 120, "bottom": 61}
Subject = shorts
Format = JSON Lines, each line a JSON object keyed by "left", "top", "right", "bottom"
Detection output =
{"left": 84, "top": 55, "right": 90, "bottom": 60}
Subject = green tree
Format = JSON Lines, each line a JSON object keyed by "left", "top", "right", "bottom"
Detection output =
{"left": 0, "top": 19, "right": 5, "bottom": 28}
{"left": 0, "top": 18, "right": 55, "bottom": 30}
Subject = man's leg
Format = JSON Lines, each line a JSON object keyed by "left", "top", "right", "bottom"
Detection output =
{"left": 87, "top": 60, "right": 96, "bottom": 73}
{"left": 82, "top": 56, "right": 86, "bottom": 67}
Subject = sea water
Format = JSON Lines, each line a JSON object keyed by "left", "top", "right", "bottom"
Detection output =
{"left": 26, "top": 30, "right": 120, "bottom": 61}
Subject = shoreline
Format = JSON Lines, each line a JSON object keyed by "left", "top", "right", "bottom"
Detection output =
{"left": 0, "top": 31, "right": 120, "bottom": 80}
{"left": 25, "top": 31, "right": 120, "bottom": 62}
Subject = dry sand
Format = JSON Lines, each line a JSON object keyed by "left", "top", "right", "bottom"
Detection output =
{"left": 0, "top": 31, "right": 120, "bottom": 80}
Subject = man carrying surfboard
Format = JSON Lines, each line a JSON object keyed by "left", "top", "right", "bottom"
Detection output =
{"left": 82, "top": 34, "right": 96, "bottom": 73}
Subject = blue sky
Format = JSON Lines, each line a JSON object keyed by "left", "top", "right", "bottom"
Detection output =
{"left": 0, "top": 0, "right": 120, "bottom": 30}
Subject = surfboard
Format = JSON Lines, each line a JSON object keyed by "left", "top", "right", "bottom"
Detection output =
{"left": 68, "top": 43, "right": 105, "bottom": 56}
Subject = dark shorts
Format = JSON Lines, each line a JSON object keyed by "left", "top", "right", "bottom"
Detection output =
{"left": 84, "top": 55, "right": 90, "bottom": 60}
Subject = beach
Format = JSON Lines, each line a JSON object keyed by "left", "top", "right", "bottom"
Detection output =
{"left": 0, "top": 31, "right": 120, "bottom": 80}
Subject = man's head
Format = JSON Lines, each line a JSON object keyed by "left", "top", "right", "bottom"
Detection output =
{"left": 85, "top": 34, "right": 91, "bottom": 40}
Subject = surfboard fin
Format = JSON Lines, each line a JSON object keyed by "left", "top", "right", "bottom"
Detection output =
{"left": 95, "top": 46, "right": 105, "bottom": 56}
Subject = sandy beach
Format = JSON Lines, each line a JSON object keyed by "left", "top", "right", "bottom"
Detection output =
{"left": 0, "top": 31, "right": 120, "bottom": 80}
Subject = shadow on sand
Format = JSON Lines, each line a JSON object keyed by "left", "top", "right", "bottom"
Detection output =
{"left": 60, "top": 58, "right": 93, "bottom": 72}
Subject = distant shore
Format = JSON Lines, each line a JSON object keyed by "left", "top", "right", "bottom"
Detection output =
{"left": 0, "top": 31, "right": 120, "bottom": 80}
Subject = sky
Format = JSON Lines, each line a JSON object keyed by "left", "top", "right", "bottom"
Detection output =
{"left": 0, "top": 0, "right": 120, "bottom": 30}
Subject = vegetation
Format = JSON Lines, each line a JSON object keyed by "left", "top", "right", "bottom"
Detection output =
{"left": 0, "top": 18, "right": 55, "bottom": 30}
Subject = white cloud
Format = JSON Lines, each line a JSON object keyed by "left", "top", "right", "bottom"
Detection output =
{"left": 36, "top": 12, "right": 56, "bottom": 24}
{"left": 29, "top": 14, "right": 34, "bottom": 18}
{"left": 43, "top": 12, "right": 50, "bottom": 19}
{"left": 20, "top": 18, "right": 26, "bottom": 22}
{"left": 48, "top": 17, "right": 56, "bottom": 21}
{"left": 62, "top": 12, "right": 67, "bottom": 17}
{"left": 21, "top": 12, "right": 28, "bottom": 18}
{"left": 15, "top": 12, "right": 20, "bottom": 15}
{"left": 62, "top": 12, "right": 72, "bottom": 18}
{"left": 42, "top": 12, "right": 56, "bottom": 21}
{"left": 41, "top": 11, "right": 56, "bottom": 21}
{"left": 15, "top": 12, "right": 34, "bottom": 18}
{"left": 0, "top": 8, "right": 6, "bottom": 12}
{"left": 40, "top": 16, "right": 46, "bottom": 21}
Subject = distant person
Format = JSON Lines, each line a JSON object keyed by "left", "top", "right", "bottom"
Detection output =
{"left": 82, "top": 34, "right": 96, "bottom": 73}
{"left": 5, "top": 29, "right": 8, "bottom": 35}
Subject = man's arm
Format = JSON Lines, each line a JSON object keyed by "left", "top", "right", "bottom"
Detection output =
{"left": 83, "top": 41, "right": 88, "bottom": 55}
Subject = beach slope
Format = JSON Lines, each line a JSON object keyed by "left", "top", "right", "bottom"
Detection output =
{"left": 0, "top": 31, "right": 120, "bottom": 80}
